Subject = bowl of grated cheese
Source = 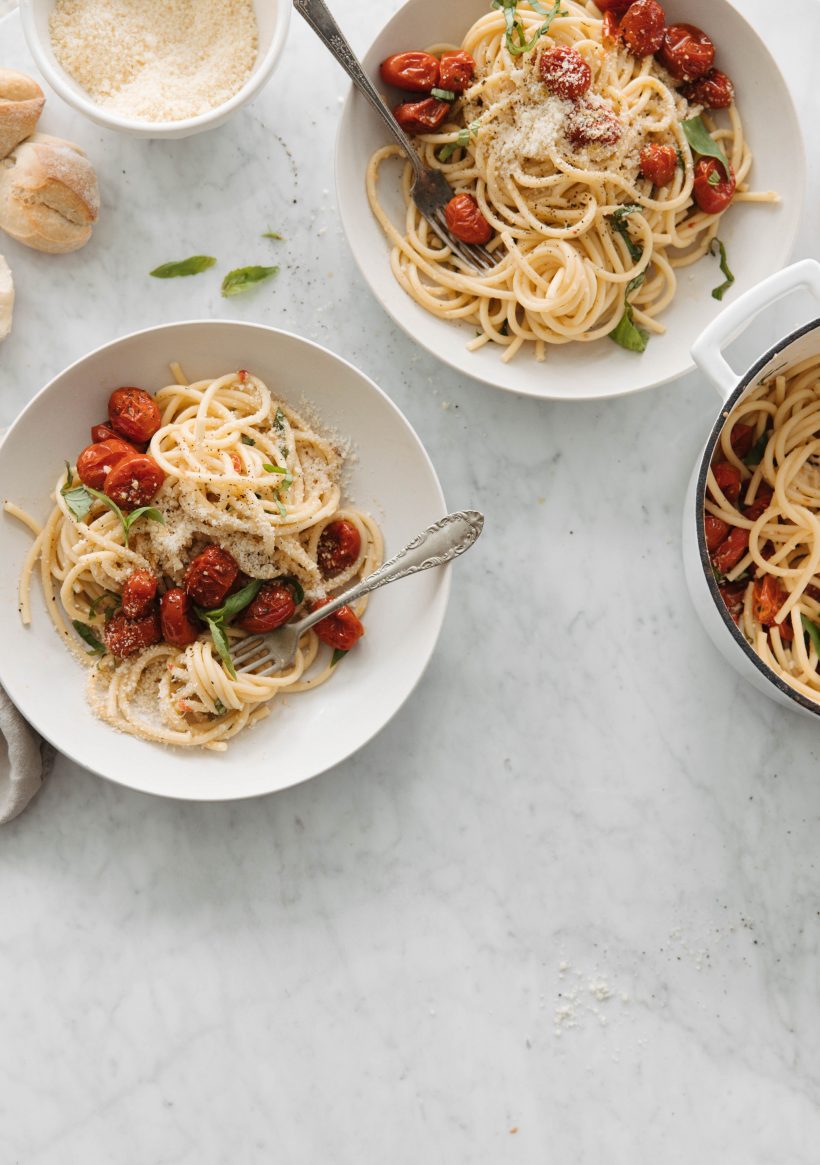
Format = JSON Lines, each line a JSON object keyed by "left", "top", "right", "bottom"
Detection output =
{"left": 20, "top": 0, "right": 292, "bottom": 138}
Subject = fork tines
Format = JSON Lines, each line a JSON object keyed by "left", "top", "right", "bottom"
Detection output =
{"left": 427, "top": 210, "right": 498, "bottom": 273}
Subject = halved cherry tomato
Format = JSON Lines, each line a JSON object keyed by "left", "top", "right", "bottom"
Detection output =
{"left": 595, "top": 0, "right": 633, "bottom": 12}
{"left": 160, "top": 587, "right": 201, "bottom": 646}
{"left": 104, "top": 609, "right": 161, "bottom": 658}
{"left": 318, "top": 519, "right": 362, "bottom": 577}
{"left": 752, "top": 575, "right": 787, "bottom": 626}
{"left": 184, "top": 545, "right": 240, "bottom": 608}
{"left": 639, "top": 143, "right": 678, "bottom": 186}
{"left": 445, "top": 194, "right": 493, "bottom": 245}
{"left": 76, "top": 439, "right": 136, "bottom": 491}
{"left": 393, "top": 97, "right": 450, "bottom": 135}
{"left": 235, "top": 582, "right": 296, "bottom": 634}
{"left": 121, "top": 569, "right": 158, "bottom": 619}
{"left": 566, "top": 104, "right": 622, "bottom": 147}
{"left": 380, "top": 51, "right": 440, "bottom": 92}
{"left": 743, "top": 485, "right": 773, "bottom": 522}
{"left": 712, "top": 526, "right": 749, "bottom": 573}
{"left": 693, "top": 158, "right": 736, "bottom": 215}
{"left": 681, "top": 68, "right": 735, "bottom": 109}
{"left": 539, "top": 45, "right": 591, "bottom": 101}
{"left": 310, "top": 600, "right": 365, "bottom": 651}
{"left": 601, "top": 10, "right": 620, "bottom": 46}
{"left": 108, "top": 387, "right": 162, "bottom": 444}
{"left": 91, "top": 421, "right": 140, "bottom": 449}
{"left": 704, "top": 514, "right": 730, "bottom": 552}
{"left": 658, "top": 23, "right": 714, "bottom": 81}
{"left": 620, "top": 0, "right": 666, "bottom": 57}
{"left": 439, "top": 51, "right": 476, "bottom": 93}
{"left": 229, "top": 452, "right": 243, "bottom": 474}
{"left": 729, "top": 422, "right": 754, "bottom": 459}
{"left": 718, "top": 579, "right": 747, "bottom": 624}
{"left": 104, "top": 453, "right": 165, "bottom": 512}
{"left": 710, "top": 461, "right": 741, "bottom": 505}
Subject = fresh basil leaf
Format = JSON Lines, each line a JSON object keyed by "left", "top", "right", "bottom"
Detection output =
{"left": 802, "top": 615, "right": 820, "bottom": 658}
{"left": 282, "top": 575, "right": 305, "bottom": 606}
{"left": 431, "top": 87, "right": 456, "bottom": 101}
{"left": 262, "top": 229, "right": 284, "bottom": 240}
{"left": 681, "top": 116, "right": 730, "bottom": 175}
{"left": 707, "top": 169, "right": 720, "bottom": 187}
{"left": 626, "top": 272, "right": 645, "bottom": 297}
{"left": 608, "top": 205, "right": 643, "bottom": 263}
{"left": 330, "top": 648, "right": 348, "bottom": 667}
{"left": 709, "top": 237, "right": 735, "bottom": 302}
{"left": 61, "top": 484, "right": 94, "bottom": 522}
{"left": 123, "top": 506, "right": 166, "bottom": 542}
{"left": 273, "top": 408, "right": 286, "bottom": 431}
{"left": 262, "top": 463, "right": 288, "bottom": 475}
{"left": 150, "top": 255, "right": 216, "bottom": 279}
{"left": 72, "top": 619, "right": 105, "bottom": 656}
{"left": 276, "top": 498, "right": 287, "bottom": 519}
{"left": 213, "top": 698, "right": 227, "bottom": 715}
{"left": 88, "top": 590, "right": 121, "bottom": 617}
{"left": 205, "top": 618, "right": 237, "bottom": 679}
{"left": 437, "top": 143, "right": 457, "bottom": 162}
{"left": 676, "top": 145, "right": 685, "bottom": 169}
{"left": 63, "top": 461, "right": 73, "bottom": 488}
{"left": 492, "top": 0, "right": 565, "bottom": 56}
{"left": 743, "top": 431, "right": 769, "bottom": 467}
{"left": 221, "top": 266, "right": 279, "bottom": 297}
{"left": 241, "top": 435, "right": 255, "bottom": 446}
{"left": 196, "top": 579, "right": 262, "bottom": 626}
{"left": 609, "top": 302, "right": 649, "bottom": 353}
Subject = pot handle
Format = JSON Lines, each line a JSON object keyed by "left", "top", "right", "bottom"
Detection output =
{"left": 691, "top": 259, "right": 820, "bottom": 401}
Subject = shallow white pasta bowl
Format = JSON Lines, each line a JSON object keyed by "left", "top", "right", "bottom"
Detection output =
{"left": 336, "top": 0, "right": 804, "bottom": 400}
{"left": 0, "top": 321, "right": 450, "bottom": 800}
{"left": 683, "top": 260, "right": 820, "bottom": 718}
{"left": 20, "top": 0, "right": 292, "bottom": 139}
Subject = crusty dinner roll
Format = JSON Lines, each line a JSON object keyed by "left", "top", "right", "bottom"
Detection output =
{"left": 0, "top": 134, "right": 100, "bottom": 254}
{"left": 0, "top": 68, "right": 45, "bottom": 160}
{"left": 0, "top": 253, "right": 13, "bottom": 341}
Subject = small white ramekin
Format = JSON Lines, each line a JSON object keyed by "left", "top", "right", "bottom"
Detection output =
{"left": 20, "top": 0, "right": 292, "bottom": 140}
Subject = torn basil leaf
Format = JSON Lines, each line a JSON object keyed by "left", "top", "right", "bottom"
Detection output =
{"left": 262, "top": 229, "right": 284, "bottom": 240}
{"left": 150, "top": 255, "right": 216, "bottom": 279}
{"left": 491, "top": 0, "right": 565, "bottom": 57}
{"left": 61, "top": 484, "right": 94, "bottom": 522}
{"left": 204, "top": 617, "right": 237, "bottom": 679}
{"left": 196, "top": 579, "right": 262, "bottom": 627}
{"left": 221, "top": 265, "right": 279, "bottom": 297}
{"left": 709, "top": 237, "right": 735, "bottom": 301}
{"left": 330, "top": 648, "right": 348, "bottom": 667}
{"left": 241, "top": 435, "right": 255, "bottom": 446}
{"left": 608, "top": 204, "right": 643, "bottom": 263}
{"left": 72, "top": 620, "right": 105, "bottom": 655}
{"left": 681, "top": 116, "right": 730, "bottom": 175}
{"left": 609, "top": 279, "right": 649, "bottom": 353}
{"left": 743, "top": 431, "right": 768, "bottom": 467}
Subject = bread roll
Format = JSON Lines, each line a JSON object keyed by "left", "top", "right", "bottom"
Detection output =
{"left": 0, "top": 134, "right": 100, "bottom": 254}
{"left": 0, "top": 69, "right": 45, "bottom": 160}
{"left": 0, "top": 253, "right": 13, "bottom": 342}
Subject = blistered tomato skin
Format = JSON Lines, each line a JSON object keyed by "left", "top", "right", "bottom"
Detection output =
{"left": 439, "top": 51, "right": 476, "bottom": 93}
{"left": 595, "top": 0, "right": 633, "bottom": 11}
{"left": 539, "top": 45, "right": 592, "bottom": 101}
{"left": 620, "top": 0, "right": 666, "bottom": 57}
{"left": 76, "top": 439, "right": 136, "bottom": 491}
{"left": 712, "top": 526, "right": 749, "bottom": 574}
{"left": 108, "top": 387, "right": 162, "bottom": 444}
{"left": 752, "top": 575, "right": 787, "bottom": 626}
{"left": 121, "top": 569, "right": 158, "bottom": 619}
{"left": 393, "top": 97, "right": 451, "bottom": 134}
{"left": 681, "top": 68, "right": 735, "bottom": 109}
{"left": 658, "top": 23, "right": 714, "bottom": 81}
{"left": 444, "top": 194, "right": 493, "bottom": 245}
{"left": 184, "top": 545, "right": 240, "bottom": 608}
{"left": 104, "top": 454, "right": 165, "bottom": 512}
{"left": 160, "top": 588, "right": 201, "bottom": 646}
{"left": 693, "top": 158, "right": 736, "bottom": 214}
{"left": 104, "top": 609, "right": 162, "bottom": 658}
{"left": 380, "top": 51, "right": 440, "bottom": 92}
{"left": 711, "top": 461, "right": 741, "bottom": 504}
{"left": 566, "top": 105, "right": 622, "bottom": 147}
{"left": 639, "top": 143, "right": 678, "bottom": 186}
{"left": 235, "top": 583, "right": 296, "bottom": 634}
{"left": 310, "top": 600, "right": 365, "bottom": 651}
{"left": 318, "top": 520, "right": 362, "bottom": 576}
{"left": 704, "top": 514, "right": 730, "bottom": 552}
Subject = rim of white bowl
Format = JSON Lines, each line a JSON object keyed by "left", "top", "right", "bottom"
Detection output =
{"left": 18, "top": 0, "right": 293, "bottom": 136}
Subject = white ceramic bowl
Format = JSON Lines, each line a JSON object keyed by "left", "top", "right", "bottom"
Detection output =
{"left": 336, "top": 0, "right": 804, "bottom": 400}
{"left": 20, "top": 0, "right": 292, "bottom": 139}
{"left": 0, "top": 321, "right": 451, "bottom": 800}
{"left": 683, "top": 260, "right": 820, "bottom": 718}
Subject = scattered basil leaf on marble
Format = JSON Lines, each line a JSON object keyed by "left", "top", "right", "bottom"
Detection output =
{"left": 709, "top": 238, "right": 735, "bottom": 301}
{"left": 431, "top": 87, "right": 456, "bottom": 101}
{"left": 743, "top": 432, "right": 769, "bottom": 467}
{"left": 221, "top": 266, "right": 279, "bottom": 297}
{"left": 72, "top": 620, "right": 105, "bottom": 655}
{"left": 149, "top": 255, "right": 217, "bottom": 279}
{"left": 241, "top": 435, "right": 255, "bottom": 446}
{"left": 262, "top": 229, "right": 284, "bottom": 240}
{"left": 681, "top": 116, "right": 730, "bottom": 174}
{"left": 803, "top": 615, "right": 820, "bottom": 657}
{"left": 330, "top": 648, "right": 348, "bottom": 667}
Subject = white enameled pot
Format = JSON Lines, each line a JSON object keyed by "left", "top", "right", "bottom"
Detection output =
{"left": 683, "top": 260, "right": 820, "bottom": 717}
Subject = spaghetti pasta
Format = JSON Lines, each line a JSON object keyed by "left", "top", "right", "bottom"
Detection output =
{"left": 6, "top": 369, "right": 383, "bottom": 751}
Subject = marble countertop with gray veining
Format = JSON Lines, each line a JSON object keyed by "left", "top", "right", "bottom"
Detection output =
{"left": 2, "top": 0, "right": 820, "bottom": 1160}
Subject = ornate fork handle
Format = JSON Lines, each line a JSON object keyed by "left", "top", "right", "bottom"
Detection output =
{"left": 293, "top": 511, "right": 485, "bottom": 635}
{"left": 293, "top": 0, "right": 424, "bottom": 177}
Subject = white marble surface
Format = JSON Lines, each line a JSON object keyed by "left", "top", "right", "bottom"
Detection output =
{"left": 2, "top": 1, "right": 820, "bottom": 1161}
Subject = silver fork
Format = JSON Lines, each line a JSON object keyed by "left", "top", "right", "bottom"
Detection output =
{"left": 294, "top": 0, "right": 499, "bottom": 274}
{"left": 232, "top": 510, "right": 484, "bottom": 676}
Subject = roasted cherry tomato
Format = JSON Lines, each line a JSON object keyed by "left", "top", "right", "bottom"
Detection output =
{"left": 639, "top": 143, "right": 678, "bottom": 186}
{"left": 318, "top": 519, "right": 362, "bottom": 577}
{"left": 380, "top": 51, "right": 440, "bottom": 92}
{"left": 91, "top": 421, "right": 141, "bottom": 449}
{"left": 310, "top": 600, "right": 365, "bottom": 652}
{"left": 710, "top": 461, "right": 741, "bottom": 505}
{"left": 184, "top": 545, "right": 240, "bottom": 608}
{"left": 729, "top": 422, "right": 754, "bottom": 459}
{"left": 595, "top": 0, "right": 633, "bottom": 12}
{"left": 121, "top": 569, "right": 158, "bottom": 619}
{"left": 658, "top": 23, "right": 714, "bottom": 81}
{"left": 393, "top": 97, "right": 451, "bottom": 135}
{"left": 620, "top": 0, "right": 666, "bottom": 57}
{"left": 235, "top": 582, "right": 296, "bottom": 634}
{"left": 693, "top": 158, "right": 736, "bottom": 215}
{"left": 76, "top": 439, "right": 136, "bottom": 491}
{"left": 704, "top": 514, "right": 730, "bottom": 552}
{"left": 104, "top": 453, "right": 165, "bottom": 512}
{"left": 160, "top": 587, "right": 201, "bottom": 646}
{"left": 743, "top": 485, "right": 773, "bottom": 522}
{"left": 712, "top": 526, "right": 749, "bottom": 574}
{"left": 444, "top": 193, "right": 493, "bottom": 245}
{"left": 752, "top": 575, "right": 787, "bottom": 626}
{"left": 539, "top": 45, "right": 591, "bottom": 100}
{"left": 229, "top": 452, "right": 243, "bottom": 474}
{"left": 104, "top": 609, "right": 161, "bottom": 658}
{"left": 718, "top": 579, "right": 747, "bottom": 624}
{"left": 439, "top": 51, "right": 476, "bottom": 93}
{"left": 108, "top": 387, "right": 162, "bottom": 444}
{"left": 681, "top": 68, "right": 735, "bottom": 109}
{"left": 601, "top": 10, "right": 620, "bottom": 46}
{"left": 566, "top": 104, "right": 622, "bottom": 147}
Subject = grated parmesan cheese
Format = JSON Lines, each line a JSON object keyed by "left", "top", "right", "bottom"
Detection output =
{"left": 49, "top": 0, "right": 259, "bottom": 123}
